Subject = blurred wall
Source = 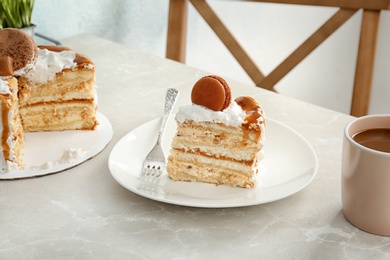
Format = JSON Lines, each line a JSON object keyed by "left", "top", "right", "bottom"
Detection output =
{"left": 32, "top": 0, "right": 390, "bottom": 114}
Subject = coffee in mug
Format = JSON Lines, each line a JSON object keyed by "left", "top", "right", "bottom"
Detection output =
{"left": 352, "top": 128, "right": 390, "bottom": 153}
{"left": 341, "top": 114, "right": 390, "bottom": 236}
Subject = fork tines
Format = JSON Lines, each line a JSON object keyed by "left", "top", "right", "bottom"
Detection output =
{"left": 142, "top": 163, "right": 164, "bottom": 177}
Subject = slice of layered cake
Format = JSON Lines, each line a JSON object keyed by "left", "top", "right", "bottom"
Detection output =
{"left": 18, "top": 45, "right": 97, "bottom": 132}
{"left": 166, "top": 75, "right": 265, "bottom": 188}
{"left": 0, "top": 28, "right": 98, "bottom": 172}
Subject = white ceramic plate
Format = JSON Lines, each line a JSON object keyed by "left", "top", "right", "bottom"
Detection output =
{"left": 108, "top": 116, "right": 318, "bottom": 208}
{"left": 0, "top": 112, "right": 113, "bottom": 179}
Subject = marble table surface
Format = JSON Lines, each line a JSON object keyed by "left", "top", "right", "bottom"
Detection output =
{"left": 1, "top": 34, "right": 390, "bottom": 259}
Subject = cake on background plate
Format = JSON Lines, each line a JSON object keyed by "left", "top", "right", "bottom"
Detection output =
{"left": 0, "top": 28, "right": 97, "bottom": 172}
{"left": 166, "top": 75, "right": 265, "bottom": 188}
{"left": 18, "top": 45, "right": 97, "bottom": 132}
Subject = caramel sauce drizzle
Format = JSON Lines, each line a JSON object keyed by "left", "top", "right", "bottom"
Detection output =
{"left": 0, "top": 94, "right": 11, "bottom": 160}
{"left": 38, "top": 45, "right": 94, "bottom": 68}
{"left": 0, "top": 56, "right": 14, "bottom": 76}
{"left": 234, "top": 96, "right": 264, "bottom": 129}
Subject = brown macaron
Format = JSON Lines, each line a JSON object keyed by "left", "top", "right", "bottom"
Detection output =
{"left": 191, "top": 75, "right": 232, "bottom": 111}
{"left": 0, "top": 28, "right": 38, "bottom": 73}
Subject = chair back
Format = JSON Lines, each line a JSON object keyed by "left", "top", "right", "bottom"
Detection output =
{"left": 166, "top": 0, "right": 390, "bottom": 116}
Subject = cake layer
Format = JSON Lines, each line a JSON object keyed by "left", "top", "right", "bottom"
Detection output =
{"left": 18, "top": 68, "right": 95, "bottom": 106}
{"left": 167, "top": 149, "right": 258, "bottom": 188}
{"left": 172, "top": 120, "right": 263, "bottom": 162}
{"left": 19, "top": 101, "right": 97, "bottom": 132}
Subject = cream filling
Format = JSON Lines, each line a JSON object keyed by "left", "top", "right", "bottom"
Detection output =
{"left": 176, "top": 102, "right": 246, "bottom": 127}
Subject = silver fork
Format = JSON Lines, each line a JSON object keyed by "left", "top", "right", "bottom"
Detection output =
{"left": 142, "top": 88, "right": 179, "bottom": 177}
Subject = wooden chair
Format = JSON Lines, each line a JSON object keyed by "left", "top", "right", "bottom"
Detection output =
{"left": 166, "top": 0, "right": 390, "bottom": 116}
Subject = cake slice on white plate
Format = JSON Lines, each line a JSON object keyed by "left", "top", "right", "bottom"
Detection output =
{"left": 166, "top": 75, "right": 266, "bottom": 188}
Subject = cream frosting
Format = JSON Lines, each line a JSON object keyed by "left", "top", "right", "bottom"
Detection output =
{"left": 14, "top": 63, "right": 35, "bottom": 77}
{"left": 176, "top": 101, "right": 246, "bottom": 127}
{"left": 22, "top": 48, "right": 77, "bottom": 83}
{"left": 0, "top": 77, "right": 11, "bottom": 94}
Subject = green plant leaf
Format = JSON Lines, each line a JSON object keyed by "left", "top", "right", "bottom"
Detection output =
{"left": 0, "top": 0, "right": 34, "bottom": 28}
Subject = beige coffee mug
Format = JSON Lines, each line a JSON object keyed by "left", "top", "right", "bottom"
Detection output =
{"left": 341, "top": 114, "right": 390, "bottom": 236}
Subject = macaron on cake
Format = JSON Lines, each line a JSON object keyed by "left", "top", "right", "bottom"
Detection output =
{"left": 191, "top": 75, "right": 231, "bottom": 111}
{"left": 167, "top": 75, "right": 266, "bottom": 188}
{"left": 0, "top": 28, "right": 38, "bottom": 76}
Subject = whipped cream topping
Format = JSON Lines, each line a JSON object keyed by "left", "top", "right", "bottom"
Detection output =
{"left": 176, "top": 101, "right": 246, "bottom": 127}
{"left": 0, "top": 77, "right": 11, "bottom": 94}
{"left": 14, "top": 62, "right": 35, "bottom": 77}
{"left": 22, "top": 48, "right": 77, "bottom": 83}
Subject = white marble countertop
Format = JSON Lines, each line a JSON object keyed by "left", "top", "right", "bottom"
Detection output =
{"left": 1, "top": 34, "right": 390, "bottom": 259}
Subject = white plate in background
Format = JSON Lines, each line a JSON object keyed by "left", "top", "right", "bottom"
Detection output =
{"left": 0, "top": 112, "right": 113, "bottom": 179}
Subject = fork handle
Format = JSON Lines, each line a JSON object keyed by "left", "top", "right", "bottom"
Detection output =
{"left": 157, "top": 88, "right": 179, "bottom": 145}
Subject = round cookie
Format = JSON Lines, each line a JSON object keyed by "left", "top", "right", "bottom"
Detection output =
{"left": 191, "top": 75, "right": 232, "bottom": 111}
{"left": 0, "top": 28, "right": 38, "bottom": 73}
